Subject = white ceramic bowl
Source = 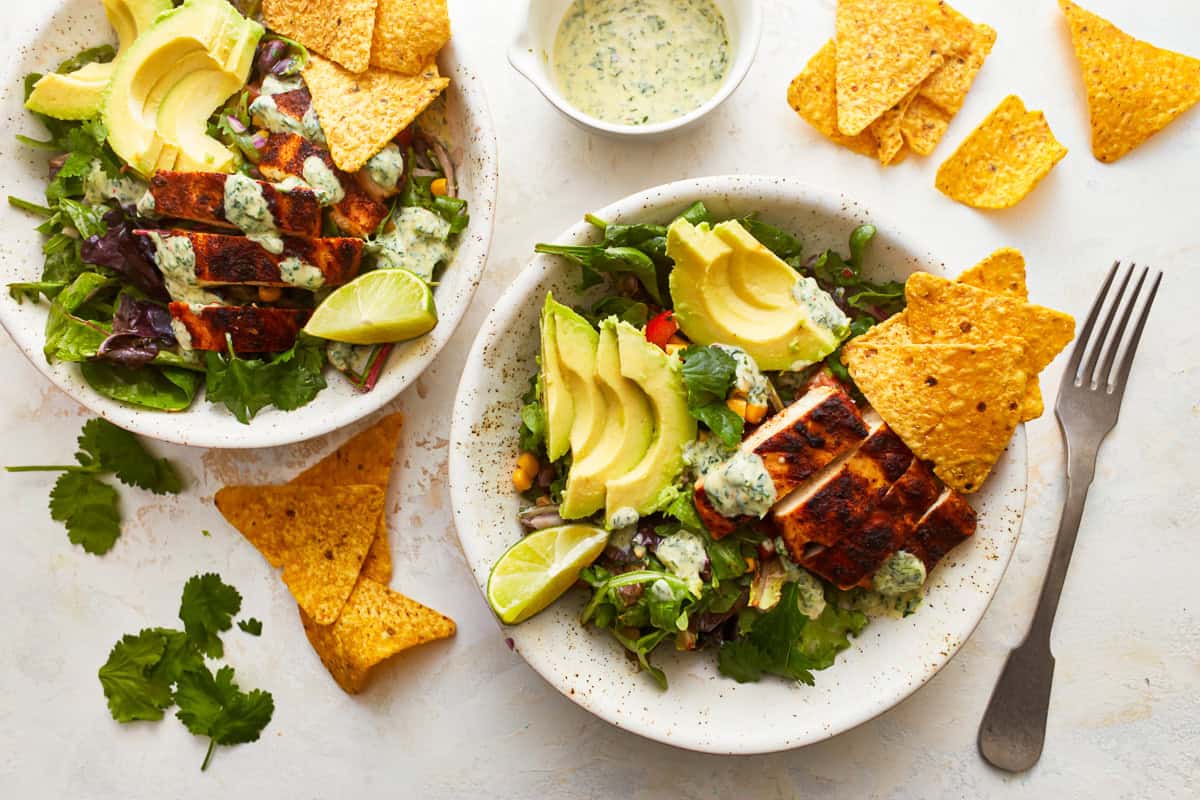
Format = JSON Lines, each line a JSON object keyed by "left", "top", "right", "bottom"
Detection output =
{"left": 0, "top": 0, "right": 498, "bottom": 449}
{"left": 450, "top": 175, "right": 1028, "bottom": 754}
{"left": 508, "top": 0, "right": 762, "bottom": 140}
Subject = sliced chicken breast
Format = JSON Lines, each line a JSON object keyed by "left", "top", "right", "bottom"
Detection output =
{"left": 139, "top": 229, "right": 362, "bottom": 288}
{"left": 694, "top": 384, "right": 869, "bottom": 538}
{"left": 148, "top": 171, "right": 322, "bottom": 237}
{"left": 902, "top": 488, "right": 977, "bottom": 572}
{"left": 169, "top": 303, "right": 311, "bottom": 353}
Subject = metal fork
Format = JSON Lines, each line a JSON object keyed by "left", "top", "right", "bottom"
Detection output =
{"left": 977, "top": 262, "right": 1163, "bottom": 773}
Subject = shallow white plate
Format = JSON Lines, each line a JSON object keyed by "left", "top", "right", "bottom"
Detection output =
{"left": 449, "top": 175, "right": 1027, "bottom": 754}
{"left": 0, "top": 0, "right": 498, "bottom": 449}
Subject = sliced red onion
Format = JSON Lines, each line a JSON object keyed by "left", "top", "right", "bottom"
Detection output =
{"left": 251, "top": 133, "right": 268, "bottom": 150}
{"left": 227, "top": 115, "right": 247, "bottom": 134}
{"left": 430, "top": 140, "right": 456, "bottom": 198}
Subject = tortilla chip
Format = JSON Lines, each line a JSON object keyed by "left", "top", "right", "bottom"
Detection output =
{"left": 300, "top": 577, "right": 455, "bottom": 693}
{"left": 957, "top": 248, "right": 1028, "bottom": 299}
{"left": 371, "top": 0, "right": 451, "bottom": 75}
{"left": 935, "top": 95, "right": 1068, "bottom": 209}
{"left": 215, "top": 484, "right": 383, "bottom": 624}
{"left": 869, "top": 88, "right": 918, "bottom": 165}
{"left": 846, "top": 310, "right": 914, "bottom": 351}
{"left": 263, "top": 0, "right": 378, "bottom": 74}
{"left": 835, "top": 0, "right": 948, "bottom": 136}
{"left": 291, "top": 413, "right": 403, "bottom": 584}
{"left": 304, "top": 54, "right": 449, "bottom": 172}
{"left": 787, "top": 41, "right": 879, "bottom": 158}
{"left": 844, "top": 341, "right": 1027, "bottom": 493}
{"left": 1059, "top": 0, "right": 1200, "bottom": 163}
{"left": 919, "top": 20, "right": 996, "bottom": 115}
{"left": 900, "top": 95, "right": 952, "bottom": 155}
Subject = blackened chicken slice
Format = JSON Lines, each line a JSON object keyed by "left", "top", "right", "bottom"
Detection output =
{"left": 902, "top": 489, "right": 978, "bottom": 573}
{"left": 148, "top": 171, "right": 322, "bottom": 237}
{"left": 169, "top": 303, "right": 311, "bottom": 353}
{"left": 139, "top": 229, "right": 362, "bottom": 288}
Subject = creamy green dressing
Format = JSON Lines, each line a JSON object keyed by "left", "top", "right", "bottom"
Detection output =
{"left": 416, "top": 94, "right": 451, "bottom": 148}
{"left": 146, "top": 232, "right": 221, "bottom": 305}
{"left": 552, "top": 0, "right": 731, "bottom": 126}
{"left": 83, "top": 159, "right": 147, "bottom": 207}
{"left": 703, "top": 450, "right": 777, "bottom": 518}
{"left": 608, "top": 505, "right": 639, "bottom": 529}
{"left": 370, "top": 207, "right": 453, "bottom": 280}
{"left": 364, "top": 143, "right": 404, "bottom": 192}
{"left": 301, "top": 156, "right": 344, "bottom": 206}
{"left": 713, "top": 344, "right": 770, "bottom": 404}
{"left": 223, "top": 173, "right": 283, "bottom": 254}
{"left": 791, "top": 568, "right": 828, "bottom": 620}
{"left": 250, "top": 75, "right": 326, "bottom": 143}
{"left": 655, "top": 531, "right": 707, "bottom": 596}
{"left": 873, "top": 551, "right": 927, "bottom": 596}
{"left": 792, "top": 276, "right": 850, "bottom": 334}
{"left": 135, "top": 190, "right": 157, "bottom": 218}
{"left": 170, "top": 318, "right": 194, "bottom": 351}
{"left": 683, "top": 435, "right": 736, "bottom": 480}
{"left": 278, "top": 256, "right": 325, "bottom": 290}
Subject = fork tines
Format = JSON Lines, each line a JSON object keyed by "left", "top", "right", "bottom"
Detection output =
{"left": 1066, "top": 261, "right": 1162, "bottom": 396}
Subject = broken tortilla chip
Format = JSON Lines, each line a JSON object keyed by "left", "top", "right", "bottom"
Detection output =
{"left": 869, "top": 88, "right": 918, "bottom": 165}
{"left": 844, "top": 341, "right": 1027, "bottom": 493}
{"left": 900, "top": 95, "right": 952, "bottom": 156}
{"left": 291, "top": 413, "right": 404, "bottom": 584}
{"left": 850, "top": 309, "right": 914, "bottom": 349}
{"left": 300, "top": 577, "right": 456, "bottom": 693}
{"left": 787, "top": 41, "right": 879, "bottom": 158}
{"left": 215, "top": 484, "right": 383, "bottom": 624}
{"left": 920, "top": 20, "right": 996, "bottom": 115}
{"left": 371, "top": 0, "right": 451, "bottom": 75}
{"left": 304, "top": 54, "right": 449, "bottom": 172}
{"left": 935, "top": 95, "right": 1067, "bottom": 209}
{"left": 835, "top": 0, "right": 948, "bottom": 136}
{"left": 263, "top": 0, "right": 378, "bottom": 74}
{"left": 1059, "top": 0, "right": 1200, "bottom": 163}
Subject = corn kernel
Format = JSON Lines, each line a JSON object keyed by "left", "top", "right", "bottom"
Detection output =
{"left": 745, "top": 402, "right": 768, "bottom": 424}
{"left": 726, "top": 397, "right": 748, "bottom": 417}
{"left": 512, "top": 467, "right": 533, "bottom": 492}
{"left": 517, "top": 452, "right": 540, "bottom": 475}
{"left": 664, "top": 342, "right": 687, "bottom": 357}
{"left": 257, "top": 286, "right": 282, "bottom": 303}
{"left": 745, "top": 556, "right": 757, "bottom": 572}
{"left": 430, "top": 177, "right": 448, "bottom": 196}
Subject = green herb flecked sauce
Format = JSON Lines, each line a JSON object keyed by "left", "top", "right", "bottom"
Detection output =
{"left": 278, "top": 256, "right": 325, "bottom": 290}
{"left": 369, "top": 207, "right": 453, "bottom": 281}
{"left": 301, "top": 156, "right": 344, "bottom": 206}
{"left": 146, "top": 232, "right": 220, "bottom": 306}
{"left": 223, "top": 173, "right": 283, "bottom": 255}
{"left": 552, "top": 0, "right": 731, "bottom": 126}
{"left": 364, "top": 143, "right": 405, "bottom": 192}
{"left": 704, "top": 449, "right": 776, "bottom": 518}
{"left": 250, "top": 75, "right": 325, "bottom": 144}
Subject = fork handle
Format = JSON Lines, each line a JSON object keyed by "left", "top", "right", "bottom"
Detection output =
{"left": 977, "top": 443, "right": 1097, "bottom": 772}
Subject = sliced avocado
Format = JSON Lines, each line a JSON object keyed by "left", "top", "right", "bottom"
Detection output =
{"left": 547, "top": 299, "right": 606, "bottom": 459}
{"left": 560, "top": 320, "right": 655, "bottom": 519}
{"left": 668, "top": 219, "right": 847, "bottom": 371}
{"left": 540, "top": 294, "right": 572, "bottom": 462}
{"left": 103, "top": 0, "right": 262, "bottom": 176}
{"left": 24, "top": 0, "right": 172, "bottom": 121}
{"left": 603, "top": 321, "right": 696, "bottom": 528}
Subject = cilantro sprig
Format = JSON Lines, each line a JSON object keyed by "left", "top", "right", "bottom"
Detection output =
{"left": 679, "top": 345, "right": 744, "bottom": 446}
{"left": 98, "top": 573, "right": 273, "bottom": 771}
{"left": 6, "top": 418, "right": 183, "bottom": 554}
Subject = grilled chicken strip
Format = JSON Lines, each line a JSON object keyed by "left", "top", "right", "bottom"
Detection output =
{"left": 901, "top": 488, "right": 977, "bottom": 573}
{"left": 169, "top": 303, "right": 311, "bottom": 353}
{"left": 773, "top": 415, "right": 914, "bottom": 557}
{"left": 799, "top": 458, "right": 942, "bottom": 589}
{"left": 694, "top": 384, "right": 869, "bottom": 538}
{"left": 148, "top": 171, "right": 322, "bottom": 237}
{"left": 138, "top": 229, "right": 362, "bottom": 288}
{"left": 257, "top": 132, "right": 387, "bottom": 237}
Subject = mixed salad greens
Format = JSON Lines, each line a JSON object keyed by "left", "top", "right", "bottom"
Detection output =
{"left": 9, "top": 17, "right": 467, "bottom": 423}
{"left": 513, "top": 203, "right": 920, "bottom": 689}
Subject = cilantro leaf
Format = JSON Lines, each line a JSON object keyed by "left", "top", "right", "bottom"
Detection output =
{"left": 680, "top": 346, "right": 744, "bottom": 445}
{"left": 179, "top": 573, "right": 242, "bottom": 658}
{"left": 689, "top": 402, "right": 744, "bottom": 447}
{"left": 175, "top": 665, "right": 275, "bottom": 771}
{"left": 237, "top": 618, "right": 263, "bottom": 636}
{"left": 49, "top": 471, "right": 120, "bottom": 554}
{"left": 98, "top": 629, "right": 175, "bottom": 722}
{"left": 76, "top": 418, "right": 182, "bottom": 494}
{"left": 204, "top": 334, "right": 327, "bottom": 424}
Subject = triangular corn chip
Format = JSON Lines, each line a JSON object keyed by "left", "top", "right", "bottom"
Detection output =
{"left": 300, "top": 577, "right": 455, "bottom": 693}
{"left": 1059, "top": 0, "right": 1200, "bottom": 162}
{"left": 304, "top": 54, "right": 449, "bottom": 172}
{"left": 371, "top": 0, "right": 451, "bottom": 75}
{"left": 263, "top": 0, "right": 378, "bottom": 74}
{"left": 919, "top": 12, "right": 996, "bottom": 116}
{"left": 843, "top": 341, "right": 1027, "bottom": 492}
{"left": 869, "top": 88, "right": 919, "bottom": 165}
{"left": 292, "top": 413, "right": 404, "bottom": 584}
{"left": 935, "top": 95, "right": 1067, "bottom": 209}
{"left": 835, "top": 0, "right": 948, "bottom": 136}
{"left": 215, "top": 484, "right": 383, "bottom": 624}
{"left": 900, "top": 95, "right": 953, "bottom": 156}
{"left": 787, "top": 41, "right": 879, "bottom": 158}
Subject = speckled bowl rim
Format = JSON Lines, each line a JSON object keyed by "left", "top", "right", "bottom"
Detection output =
{"left": 449, "top": 175, "right": 1028, "bottom": 754}
{"left": 0, "top": 1, "right": 498, "bottom": 449}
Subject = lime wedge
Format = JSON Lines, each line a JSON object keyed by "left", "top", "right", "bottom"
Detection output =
{"left": 486, "top": 524, "right": 609, "bottom": 625}
{"left": 304, "top": 269, "right": 437, "bottom": 345}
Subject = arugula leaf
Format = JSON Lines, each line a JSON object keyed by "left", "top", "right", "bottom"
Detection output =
{"left": 55, "top": 44, "right": 115, "bottom": 74}
{"left": 739, "top": 217, "right": 803, "bottom": 260}
{"left": 610, "top": 628, "right": 672, "bottom": 689}
{"left": 680, "top": 346, "right": 744, "bottom": 446}
{"left": 179, "top": 573, "right": 243, "bottom": 658}
{"left": 534, "top": 243, "right": 662, "bottom": 303}
{"left": 204, "top": 334, "right": 327, "bottom": 424}
{"left": 237, "top": 618, "right": 263, "bottom": 636}
{"left": 98, "top": 629, "right": 175, "bottom": 722}
{"left": 581, "top": 295, "right": 649, "bottom": 327}
{"left": 175, "top": 665, "right": 275, "bottom": 771}
{"left": 8, "top": 280, "right": 67, "bottom": 303}
{"left": 49, "top": 472, "right": 120, "bottom": 554}
{"left": 76, "top": 418, "right": 182, "bottom": 494}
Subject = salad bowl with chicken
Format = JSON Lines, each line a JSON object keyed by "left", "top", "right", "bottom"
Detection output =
{"left": 0, "top": 0, "right": 496, "bottom": 447}
{"left": 450, "top": 176, "right": 1028, "bottom": 754}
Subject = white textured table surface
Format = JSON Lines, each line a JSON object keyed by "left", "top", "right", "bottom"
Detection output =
{"left": 2, "top": 1, "right": 1198, "bottom": 797}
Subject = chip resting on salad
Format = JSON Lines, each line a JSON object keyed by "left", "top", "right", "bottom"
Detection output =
{"left": 371, "top": 0, "right": 452, "bottom": 75}
{"left": 263, "top": 0, "right": 379, "bottom": 73}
